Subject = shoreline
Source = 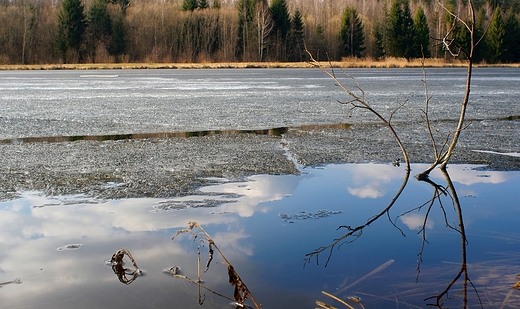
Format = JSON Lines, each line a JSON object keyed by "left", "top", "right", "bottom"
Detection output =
{"left": 2, "top": 59, "right": 519, "bottom": 70}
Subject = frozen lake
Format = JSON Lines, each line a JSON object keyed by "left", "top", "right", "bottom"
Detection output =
{"left": 1, "top": 68, "right": 519, "bottom": 139}
{"left": 0, "top": 68, "right": 519, "bottom": 308}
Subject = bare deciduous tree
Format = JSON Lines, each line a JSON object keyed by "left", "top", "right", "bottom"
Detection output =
{"left": 305, "top": 0, "right": 485, "bottom": 306}
{"left": 418, "top": 0, "right": 479, "bottom": 177}
{"left": 255, "top": 1, "right": 272, "bottom": 61}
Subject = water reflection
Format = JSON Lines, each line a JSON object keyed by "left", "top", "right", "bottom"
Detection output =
{"left": 346, "top": 164, "right": 405, "bottom": 198}
{"left": 310, "top": 164, "right": 520, "bottom": 308}
{"left": 0, "top": 163, "right": 519, "bottom": 308}
{"left": 0, "top": 123, "right": 351, "bottom": 144}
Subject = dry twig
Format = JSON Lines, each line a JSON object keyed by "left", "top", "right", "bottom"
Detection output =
{"left": 172, "top": 221, "right": 262, "bottom": 309}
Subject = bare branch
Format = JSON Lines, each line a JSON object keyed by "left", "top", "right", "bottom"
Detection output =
{"left": 304, "top": 47, "right": 413, "bottom": 267}
{"left": 172, "top": 221, "right": 262, "bottom": 309}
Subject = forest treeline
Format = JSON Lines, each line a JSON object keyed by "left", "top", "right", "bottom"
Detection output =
{"left": 1, "top": 0, "right": 520, "bottom": 64}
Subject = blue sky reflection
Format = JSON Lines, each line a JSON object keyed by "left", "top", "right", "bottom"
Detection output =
{"left": 1, "top": 163, "right": 519, "bottom": 308}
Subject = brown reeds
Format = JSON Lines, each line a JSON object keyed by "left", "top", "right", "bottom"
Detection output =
{"left": 172, "top": 221, "right": 262, "bottom": 309}
{"left": 1, "top": 59, "right": 518, "bottom": 71}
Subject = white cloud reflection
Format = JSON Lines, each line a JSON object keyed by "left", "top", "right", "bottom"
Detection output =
{"left": 429, "top": 164, "right": 516, "bottom": 186}
{"left": 200, "top": 174, "right": 299, "bottom": 217}
{"left": 0, "top": 174, "right": 301, "bottom": 308}
{"left": 345, "top": 164, "right": 405, "bottom": 199}
{"left": 400, "top": 213, "right": 434, "bottom": 230}
{"left": 341, "top": 163, "right": 517, "bottom": 200}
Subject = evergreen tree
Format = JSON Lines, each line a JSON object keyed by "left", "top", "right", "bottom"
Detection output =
{"left": 339, "top": 6, "right": 365, "bottom": 58}
{"left": 199, "top": 0, "right": 209, "bottom": 9}
{"left": 413, "top": 6, "right": 430, "bottom": 58}
{"left": 453, "top": 18, "right": 472, "bottom": 59}
{"left": 110, "top": 13, "right": 126, "bottom": 62}
{"left": 182, "top": 0, "right": 198, "bottom": 12}
{"left": 486, "top": 6, "right": 505, "bottom": 63}
{"left": 311, "top": 24, "right": 327, "bottom": 61}
{"left": 372, "top": 1, "right": 388, "bottom": 59}
{"left": 503, "top": 8, "right": 520, "bottom": 62}
{"left": 56, "top": 0, "right": 87, "bottom": 63}
{"left": 269, "top": 0, "right": 291, "bottom": 61}
{"left": 401, "top": 1, "right": 416, "bottom": 58}
{"left": 288, "top": 9, "right": 305, "bottom": 61}
{"left": 372, "top": 21, "right": 386, "bottom": 59}
{"left": 387, "top": 0, "right": 416, "bottom": 59}
{"left": 235, "top": 0, "right": 257, "bottom": 60}
{"left": 473, "top": 7, "right": 487, "bottom": 63}
{"left": 86, "top": 0, "right": 112, "bottom": 62}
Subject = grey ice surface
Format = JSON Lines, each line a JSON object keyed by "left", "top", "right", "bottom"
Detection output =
{"left": 0, "top": 68, "right": 518, "bottom": 201}
{"left": 1, "top": 68, "right": 518, "bottom": 139}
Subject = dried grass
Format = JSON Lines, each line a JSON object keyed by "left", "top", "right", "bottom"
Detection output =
{"left": 1, "top": 59, "right": 519, "bottom": 70}
{"left": 172, "top": 221, "right": 262, "bottom": 309}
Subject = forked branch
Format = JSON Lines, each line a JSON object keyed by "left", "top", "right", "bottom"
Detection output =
{"left": 419, "top": 0, "right": 478, "bottom": 178}
{"left": 304, "top": 49, "right": 411, "bottom": 267}
{"left": 306, "top": 49, "right": 410, "bottom": 170}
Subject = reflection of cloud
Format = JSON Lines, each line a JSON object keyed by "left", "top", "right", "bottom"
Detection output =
{"left": 400, "top": 213, "right": 434, "bottom": 230}
{"left": 429, "top": 165, "right": 516, "bottom": 186}
{"left": 201, "top": 175, "right": 299, "bottom": 217}
{"left": 347, "top": 185, "right": 384, "bottom": 198}
{"left": 344, "top": 164, "right": 404, "bottom": 199}
{"left": 213, "top": 230, "right": 253, "bottom": 256}
{"left": 0, "top": 195, "right": 259, "bottom": 307}
{"left": 0, "top": 174, "right": 301, "bottom": 308}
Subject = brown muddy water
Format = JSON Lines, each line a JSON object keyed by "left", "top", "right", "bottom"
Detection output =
{"left": 0, "top": 68, "right": 519, "bottom": 308}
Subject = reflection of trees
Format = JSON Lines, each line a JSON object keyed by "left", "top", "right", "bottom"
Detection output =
{"left": 308, "top": 165, "right": 482, "bottom": 307}
{"left": 304, "top": 165, "right": 410, "bottom": 267}
{"left": 421, "top": 168, "right": 479, "bottom": 308}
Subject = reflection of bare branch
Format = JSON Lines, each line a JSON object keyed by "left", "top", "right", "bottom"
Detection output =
{"left": 172, "top": 221, "right": 261, "bottom": 309}
{"left": 337, "top": 259, "right": 395, "bottom": 294}
{"left": 172, "top": 274, "right": 243, "bottom": 305}
{"left": 304, "top": 164, "right": 410, "bottom": 267}
{"left": 422, "top": 168, "right": 483, "bottom": 309}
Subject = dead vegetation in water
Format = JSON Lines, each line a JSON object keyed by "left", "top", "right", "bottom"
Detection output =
{"left": 316, "top": 291, "right": 366, "bottom": 309}
{"left": 172, "top": 221, "right": 261, "bottom": 309}
{"left": 108, "top": 248, "right": 144, "bottom": 285}
{"left": 106, "top": 240, "right": 261, "bottom": 308}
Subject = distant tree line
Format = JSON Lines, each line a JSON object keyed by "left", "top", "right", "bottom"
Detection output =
{"left": 1, "top": 0, "right": 520, "bottom": 64}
